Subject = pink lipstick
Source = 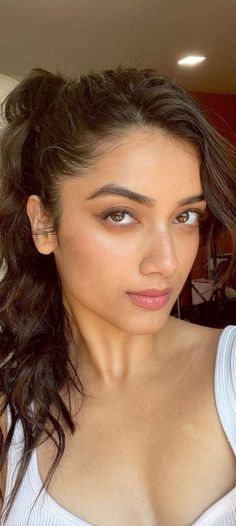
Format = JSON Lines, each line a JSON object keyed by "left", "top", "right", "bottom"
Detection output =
{"left": 126, "top": 288, "right": 172, "bottom": 310}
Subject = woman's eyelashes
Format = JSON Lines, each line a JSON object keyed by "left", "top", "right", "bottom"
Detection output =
{"left": 101, "top": 208, "right": 137, "bottom": 227}
{"left": 100, "top": 206, "right": 206, "bottom": 228}
{"left": 174, "top": 209, "right": 206, "bottom": 226}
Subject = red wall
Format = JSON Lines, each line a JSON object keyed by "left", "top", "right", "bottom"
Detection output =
{"left": 193, "top": 90, "right": 236, "bottom": 265}
{"left": 192, "top": 91, "right": 236, "bottom": 146}
{"left": 181, "top": 91, "right": 236, "bottom": 305}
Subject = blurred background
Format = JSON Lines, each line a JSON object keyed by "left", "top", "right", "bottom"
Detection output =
{"left": 0, "top": 0, "right": 235, "bottom": 327}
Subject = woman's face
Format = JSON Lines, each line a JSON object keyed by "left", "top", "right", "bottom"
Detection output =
{"left": 50, "top": 128, "right": 206, "bottom": 335}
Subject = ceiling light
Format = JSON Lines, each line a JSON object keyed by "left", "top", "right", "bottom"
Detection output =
{"left": 177, "top": 56, "right": 206, "bottom": 66}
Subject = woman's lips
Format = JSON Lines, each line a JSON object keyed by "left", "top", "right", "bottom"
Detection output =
{"left": 126, "top": 288, "right": 172, "bottom": 310}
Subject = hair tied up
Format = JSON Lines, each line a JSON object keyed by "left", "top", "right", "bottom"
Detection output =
{"left": 3, "top": 68, "right": 66, "bottom": 129}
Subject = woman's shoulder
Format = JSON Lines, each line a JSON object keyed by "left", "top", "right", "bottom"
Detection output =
{"left": 170, "top": 317, "right": 236, "bottom": 390}
{"left": 167, "top": 317, "right": 236, "bottom": 380}
{"left": 180, "top": 319, "right": 236, "bottom": 356}
{"left": 168, "top": 315, "right": 223, "bottom": 351}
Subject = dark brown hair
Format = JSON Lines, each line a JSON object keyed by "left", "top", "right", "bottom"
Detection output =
{"left": 0, "top": 66, "right": 235, "bottom": 521}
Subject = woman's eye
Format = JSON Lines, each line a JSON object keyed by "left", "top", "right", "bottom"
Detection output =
{"left": 103, "top": 209, "right": 136, "bottom": 226}
{"left": 101, "top": 208, "right": 203, "bottom": 228}
{"left": 175, "top": 210, "right": 200, "bottom": 225}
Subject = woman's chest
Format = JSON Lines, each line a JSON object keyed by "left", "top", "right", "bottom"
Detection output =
{"left": 37, "top": 381, "right": 236, "bottom": 526}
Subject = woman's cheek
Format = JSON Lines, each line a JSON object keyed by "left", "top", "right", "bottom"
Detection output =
{"left": 175, "top": 231, "right": 199, "bottom": 274}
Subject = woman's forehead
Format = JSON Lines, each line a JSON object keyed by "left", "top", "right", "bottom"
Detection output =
{"left": 90, "top": 127, "right": 200, "bottom": 164}
{"left": 61, "top": 129, "right": 202, "bottom": 203}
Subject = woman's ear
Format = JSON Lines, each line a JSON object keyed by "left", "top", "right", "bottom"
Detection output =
{"left": 26, "top": 195, "right": 59, "bottom": 255}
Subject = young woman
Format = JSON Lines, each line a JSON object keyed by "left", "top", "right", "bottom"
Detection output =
{"left": 0, "top": 67, "right": 235, "bottom": 526}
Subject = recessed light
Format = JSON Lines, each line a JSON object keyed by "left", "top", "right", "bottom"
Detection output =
{"left": 177, "top": 56, "right": 206, "bottom": 66}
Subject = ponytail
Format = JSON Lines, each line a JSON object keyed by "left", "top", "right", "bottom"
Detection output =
{"left": 0, "top": 69, "right": 85, "bottom": 522}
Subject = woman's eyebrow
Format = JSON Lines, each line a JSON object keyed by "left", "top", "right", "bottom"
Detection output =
{"left": 86, "top": 184, "right": 205, "bottom": 207}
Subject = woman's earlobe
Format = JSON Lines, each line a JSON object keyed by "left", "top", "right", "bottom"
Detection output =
{"left": 26, "top": 195, "right": 59, "bottom": 255}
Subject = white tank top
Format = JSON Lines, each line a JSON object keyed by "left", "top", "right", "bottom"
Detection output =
{"left": 3, "top": 325, "right": 236, "bottom": 525}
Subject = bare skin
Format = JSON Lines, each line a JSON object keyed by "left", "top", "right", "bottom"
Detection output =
{"left": 36, "top": 318, "right": 236, "bottom": 526}
{"left": 10, "top": 128, "right": 236, "bottom": 524}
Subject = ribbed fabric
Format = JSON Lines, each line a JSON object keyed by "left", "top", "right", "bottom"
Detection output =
{"left": 192, "top": 325, "right": 236, "bottom": 526}
{"left": 2, "top": 325, "right": 236, "bottom": 526}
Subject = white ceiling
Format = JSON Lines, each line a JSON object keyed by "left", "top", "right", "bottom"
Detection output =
{"left": 0, "top": 0, "right": 236, "bottom": 93}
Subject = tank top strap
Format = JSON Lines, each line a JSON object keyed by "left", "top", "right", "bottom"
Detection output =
{"left": 214, "top": 325, "right": 236, "bottom": 456}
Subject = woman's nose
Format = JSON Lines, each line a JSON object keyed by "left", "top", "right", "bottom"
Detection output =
{"left": 139, "top": 229, "right": 178, "bottom": 277}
